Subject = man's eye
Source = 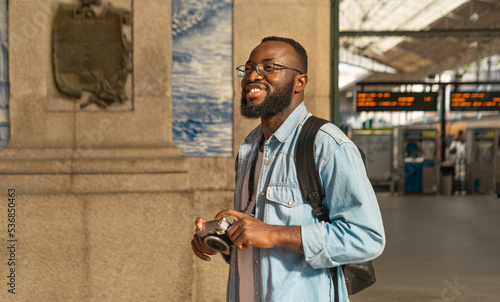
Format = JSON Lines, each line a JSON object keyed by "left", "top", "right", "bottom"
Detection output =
{"left": 244, "top": 65, "right": 252, "bottom": 72}
{"left": 262, "top": 64, "right": 274, "bottom": 72}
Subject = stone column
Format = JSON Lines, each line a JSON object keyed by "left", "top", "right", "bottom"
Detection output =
{"left": 0, "top": 1, "right": 195, "bottom": 301}
{"left": 0, "top": 0, "right": 184, "bottom": 194}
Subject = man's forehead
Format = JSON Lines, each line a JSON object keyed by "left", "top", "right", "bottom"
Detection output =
{"left": 246, "top": 41, "right": 297, "bottom": 64}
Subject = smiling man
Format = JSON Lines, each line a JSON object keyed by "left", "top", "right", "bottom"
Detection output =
{"left": 239, "top": 38, "right": 305, "bottom": 121}
{"left": 191, "top": 36, "right": 385, "bottom": 302}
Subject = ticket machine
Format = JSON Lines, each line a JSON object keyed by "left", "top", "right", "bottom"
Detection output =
{"left": 351, "top": 129, "right": 393, "bottom": 190}
{"left": 466, "top": 129, "right": 499, "bottom": 194}
{"left": 398, "top": 128, "right": 438, "bottom": 194}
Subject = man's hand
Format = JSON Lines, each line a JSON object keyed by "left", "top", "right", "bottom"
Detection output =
{"left": 191, "top": 217, "right": 218, "bottom": 261}
{"left": 215, "top": 209, "right": 303, "bottom": 253}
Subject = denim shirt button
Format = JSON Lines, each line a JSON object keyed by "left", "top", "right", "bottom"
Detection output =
{"left": 256, "top": 291, "right": 259, "bottom": 296}
{"left": 288, "top": 200, "right": 293, "bottom": 205}
{"left": 255, "top": 259, "right": 259, "bottom": 264}
{"left": 260, "top": 192, "right": 265, "bottom": 197}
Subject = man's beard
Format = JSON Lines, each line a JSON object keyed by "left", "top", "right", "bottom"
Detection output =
{"left": 240, "top": 80, "right": 294, "bottom": 119}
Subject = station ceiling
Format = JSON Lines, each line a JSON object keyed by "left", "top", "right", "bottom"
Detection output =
{"left": 339, "top": 0, "right": 500, "bottom": 85}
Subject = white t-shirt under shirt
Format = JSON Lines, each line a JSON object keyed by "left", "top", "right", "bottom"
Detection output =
{"left": 238, "top": 150, "right": 263, "bottom": 302}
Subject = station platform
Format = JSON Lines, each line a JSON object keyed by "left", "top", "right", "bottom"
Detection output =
{"left": 351, "top": 193, "right": 500, "bottom": 302}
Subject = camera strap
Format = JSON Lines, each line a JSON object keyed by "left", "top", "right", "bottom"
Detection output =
{"left": 241, "top": 136, "right": 264, "bottom": 216}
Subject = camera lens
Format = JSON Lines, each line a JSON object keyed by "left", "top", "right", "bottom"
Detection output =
{"left": 204, "top": 236, "right": 231, "bottom": 253}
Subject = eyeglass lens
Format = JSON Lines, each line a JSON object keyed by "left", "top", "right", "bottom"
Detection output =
{"left": 239, "top": 63, "right": 275, "bottom": 77}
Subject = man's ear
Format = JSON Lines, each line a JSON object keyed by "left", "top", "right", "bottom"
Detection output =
{"left": 294, "top": 74, "right": 308, "bottom": 93}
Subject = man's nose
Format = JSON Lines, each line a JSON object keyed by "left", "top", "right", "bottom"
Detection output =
{"left": 247, "top": 67, "right": 263, "bottom": 82}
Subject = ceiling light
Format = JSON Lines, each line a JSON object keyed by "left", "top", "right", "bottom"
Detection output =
{"left": 469, "top": 41, "right": 478, "bottom": 49}
{"left": 469, "top": 12, "right": 479, "bottom": 23}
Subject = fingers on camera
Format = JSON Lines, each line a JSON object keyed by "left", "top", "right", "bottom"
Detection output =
{"left": 192, "top": 238, "right": 211, "bottom": 261}
{"left": 195, "top": 217, "right": 206, "bottom": 229}
{"left": 191, "top": 235, "right": 217, "bottom": 261}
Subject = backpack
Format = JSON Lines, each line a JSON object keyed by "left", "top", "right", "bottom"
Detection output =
{"left": 295, "top": 116, "right": 376, "bottom": 302}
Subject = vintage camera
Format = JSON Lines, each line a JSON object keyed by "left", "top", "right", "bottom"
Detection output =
{"left": 196, "top": 217, "right": 234, "bottom": 253}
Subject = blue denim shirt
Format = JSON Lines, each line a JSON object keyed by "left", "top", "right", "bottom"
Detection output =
{"left": 226, "top": 103, "right": 385, "bottom": 302}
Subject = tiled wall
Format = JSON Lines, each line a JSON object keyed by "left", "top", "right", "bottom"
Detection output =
{"left": 172, "top": 0, "right": 233, "bottom": 156}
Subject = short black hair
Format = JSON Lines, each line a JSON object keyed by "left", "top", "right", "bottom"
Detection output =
{"left": 261, "top": 36, "right": 308, "bottom": 74}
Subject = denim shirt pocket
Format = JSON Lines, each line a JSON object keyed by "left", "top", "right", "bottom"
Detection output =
{"left": 265, "top": 185, "right": 315, "bottom": 225}
{"left": 266, "top": 184, "right": 304, "bottom": 207}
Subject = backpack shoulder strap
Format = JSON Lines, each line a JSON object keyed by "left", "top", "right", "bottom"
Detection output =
{"left": 296, "top": 116, "right": 372, "bottom": 302}
{"left": 296, "top": 116, "right": 367, "bottom": 222}
{"left": 296, "top": 116, "right": 339, "bottom": 302}
{"left": 295, "top": 115, "right": 330, "bottom": 223}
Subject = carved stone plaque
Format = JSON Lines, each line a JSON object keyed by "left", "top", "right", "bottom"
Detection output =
{"left": 52, "top": 1, "right": 132, "bottom": 108}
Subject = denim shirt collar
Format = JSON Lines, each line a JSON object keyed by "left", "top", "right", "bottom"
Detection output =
{"left": 244, "top": 102, "right": 309, "bottom": 145}
{"left": 272, "top": 102, "right": 309, "bottom": 143}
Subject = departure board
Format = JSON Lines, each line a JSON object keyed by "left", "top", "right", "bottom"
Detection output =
{"left": 450, "top": 91, "right": 500, "bottom": 111}
{"left": 356, "top": 92, "right": 438, "bottom": 112}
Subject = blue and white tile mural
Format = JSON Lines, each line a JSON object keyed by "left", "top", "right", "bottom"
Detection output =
{"left": 0, "top": 0, "right": 8, "bottom": 150}
{"left": 172, "top": 0, "right": 233, "bottom": 156}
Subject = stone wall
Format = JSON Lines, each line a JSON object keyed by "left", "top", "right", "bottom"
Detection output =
{"left": 0, "top": 0, "right": 331, "bottom": 301}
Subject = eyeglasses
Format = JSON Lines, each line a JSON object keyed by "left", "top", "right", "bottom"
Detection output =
{"left": 236, "top": 62, "right": 303, "bottom": 77}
